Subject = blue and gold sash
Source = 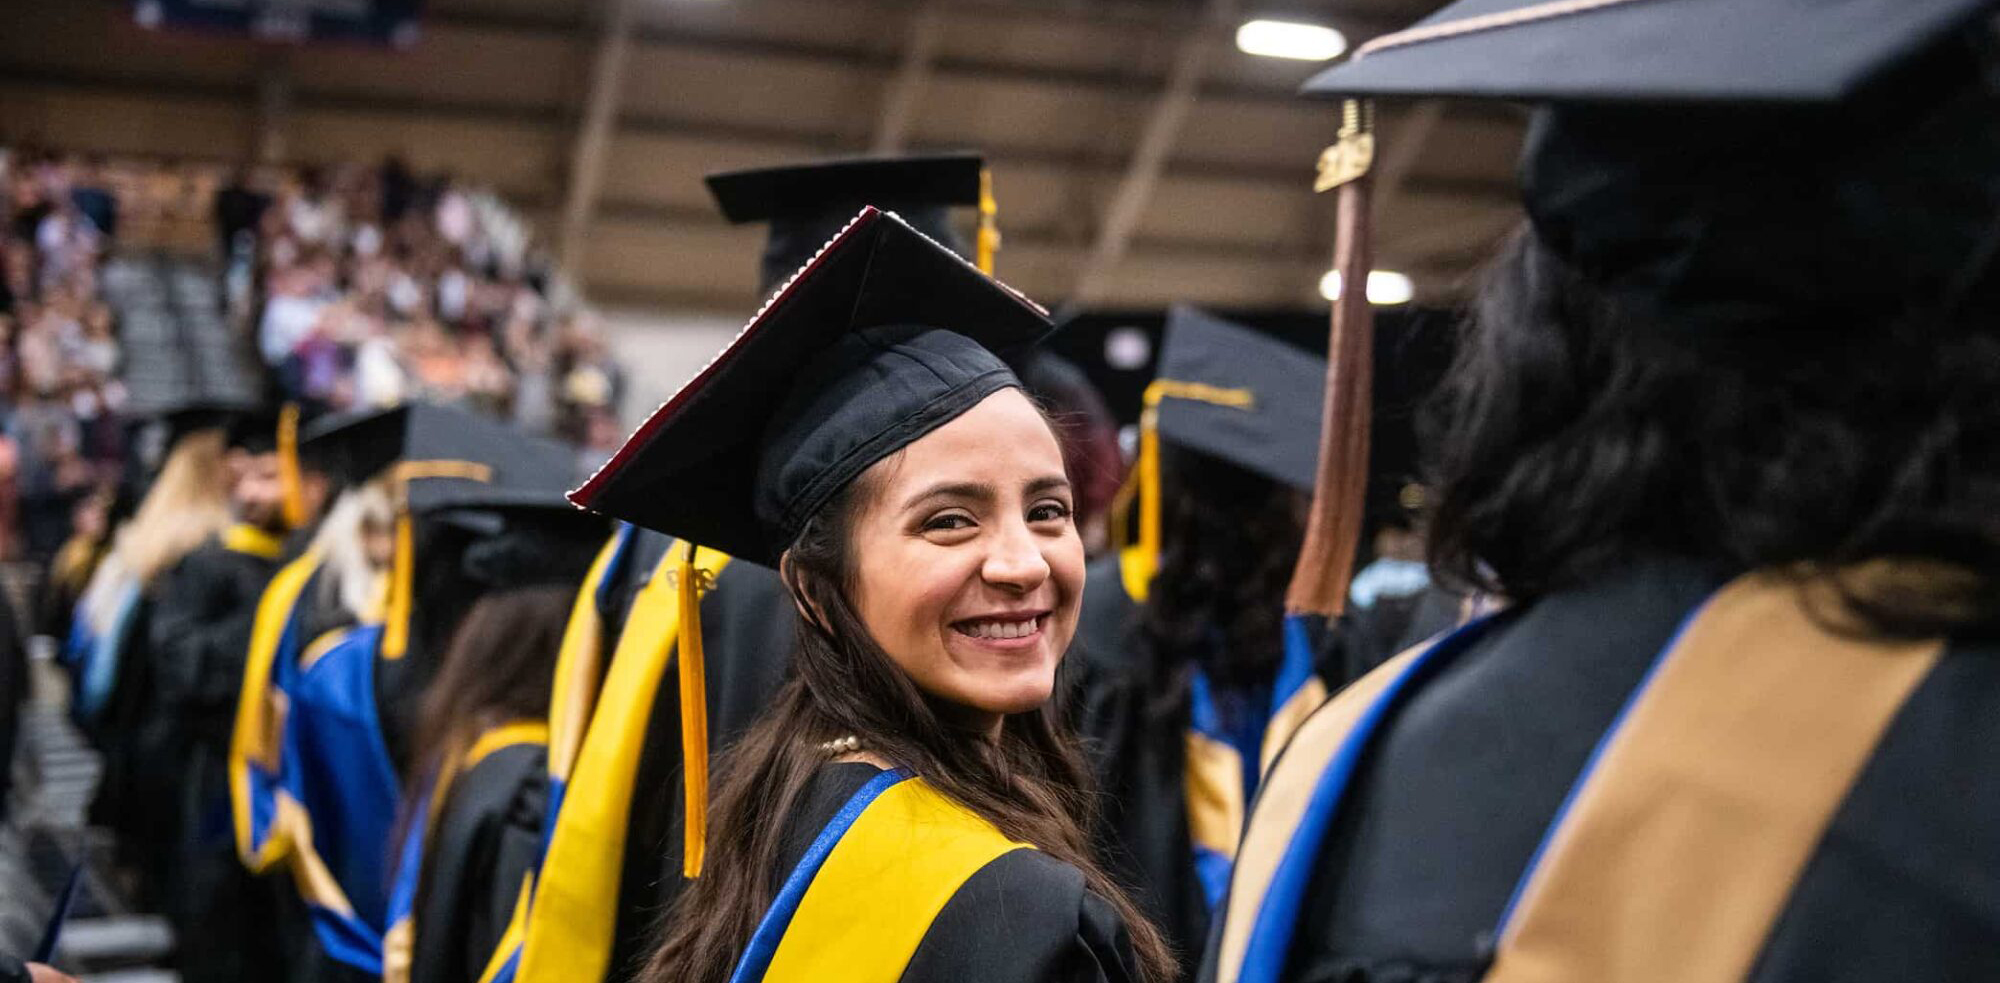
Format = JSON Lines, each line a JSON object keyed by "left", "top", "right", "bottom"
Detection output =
{"left": 730, "top": 771, "right": 1030, "bottom": 983}
{"left": 1215, "top": 573, "right": 1945, "bottom": 983}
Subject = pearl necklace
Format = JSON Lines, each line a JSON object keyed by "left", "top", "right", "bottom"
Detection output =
{"left": 818, "top": 734, "right": 862, "bottom": 754}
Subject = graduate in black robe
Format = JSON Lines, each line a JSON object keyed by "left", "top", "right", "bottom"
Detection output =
{"left": 567, "top": 204, "right": 1169, "bottom": 983}
{"left": 515, "top": 155, "right": 1021, "bottom": 983}
{"left": 1069, "top": 307, "right": 1331, "bottom": 976}
{"left": 389, "top": 508, "right": 605, "bottom": 983}
{"left": 1202, "top": 4, "right": 2000, "bottom": 982}
{"left": 148, "top": 408, "right": 294, "bottom": 983}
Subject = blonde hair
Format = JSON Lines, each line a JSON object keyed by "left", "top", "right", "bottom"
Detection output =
{"left": 81, "top": 429, "right": 234, "bottom": 636}
{"left": 313, "top": 479, "right": 395, "bottom": 622}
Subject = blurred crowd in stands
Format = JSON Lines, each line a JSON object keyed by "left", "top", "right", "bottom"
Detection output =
{"left": 0, "top": 149, "right": 626, "bottom": 574}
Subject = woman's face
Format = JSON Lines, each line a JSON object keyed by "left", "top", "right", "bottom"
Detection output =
{"left": 847, "top": 388, "right": 1085, "bottom": 730}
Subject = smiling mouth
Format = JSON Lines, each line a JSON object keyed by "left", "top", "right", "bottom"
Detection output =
{"left": 952, "top": 614, "right": 1048, "bottom": 641}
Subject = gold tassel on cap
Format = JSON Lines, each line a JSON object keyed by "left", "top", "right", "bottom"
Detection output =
{"left": 675, "top": 541, "right": 711, "bottom": 878}
{"left": 278, "top": 402, "right": 307, "bottom": 530}
{"left": 976, "top": 168, "right": 1001, "bottom": 275}
{"left": 382, "top": 511, "right": 415, "bottom": 660}
{"left": 1288, "top": 98, "right": 1378, "bottom": 618}
{"left": 1117, "top": 380, "right": 1254, "bottom": 604}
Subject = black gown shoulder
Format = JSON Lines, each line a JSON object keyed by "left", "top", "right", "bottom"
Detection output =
{"left": 772, "top": 762, "right": 1142, "bottom": 983}
{"left": 1251, "top": 557, "right": 2000, "bottom": 983}
{"left": 412, "top": 742, "right": 549, "bottom": 983}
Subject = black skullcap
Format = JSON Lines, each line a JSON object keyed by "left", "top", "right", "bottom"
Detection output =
{"left": 1303, "top": 0, "right": 2000, "bottom": 328}
{"left": 1155, "top": 306, "right": 1325, "bottom": 492}
{"left": 301, "top": 402, "right": 580, "bottom": 511}
{"left": 447, "top": 498, "right": 610, "bottom": 589}
{"left": 570, "top": 207, "right": 1052, "bottom": 565}
{"left": 706, "top": 154, "right": 985, "bottom": 295}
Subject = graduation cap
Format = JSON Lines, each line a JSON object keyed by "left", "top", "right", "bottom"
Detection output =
{"left": 705, "top": 153, "right": 1000, "bottom": 293}
{"left": 304, "top": 402, "right": 583, "bottom": 658}
{"left": 570, "top": 206, "right": 1050, "bottom": 876}
{"left": 1275, "top": 0, "right": 2000, "bottom": 616}
{"left": 571, "top": 206, "right": 1051, "bottom": 564}
{"left": 1111, "top": 307, "right": 1326, "bottom": 602}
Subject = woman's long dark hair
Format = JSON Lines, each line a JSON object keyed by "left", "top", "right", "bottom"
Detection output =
{"left": 1424, "top": 226, "right": 2000, "bottom": 637}
{"left": 642, "top": 471, "right": 1177, "bottom": 983}
{"left": 398, "top": 586, "right": 572, "bottom": 855}
{"left": 1140, "top": 446, "right": 1305, "bottom": 718}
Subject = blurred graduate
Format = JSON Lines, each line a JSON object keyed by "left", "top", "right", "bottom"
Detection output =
{"left": 1070, "top": 306, "right": 1328, "bottom": 976}
{"left": 228, "top": 403, "right": 599, "bottom": 982}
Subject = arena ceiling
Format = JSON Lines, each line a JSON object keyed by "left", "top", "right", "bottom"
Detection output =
{"left": 0, "top": 0, "right": 1526, "bottom": 313}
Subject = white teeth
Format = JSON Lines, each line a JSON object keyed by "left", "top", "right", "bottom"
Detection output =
{"left": 959, "top": 617, "right": 1039, "bottom": 640}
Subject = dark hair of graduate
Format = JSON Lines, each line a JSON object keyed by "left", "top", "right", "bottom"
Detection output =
{"left": 402, "top": 584, "right": 573, "bottom": 826}
{"left": 1423, "top": 225, "right": 2000, "bottom": 638}
{"left": 1140, "top": 445, "right": 1306, "bottom": 717}
{"left": 640, "top": 472, "right": 1178, "bottom": 983}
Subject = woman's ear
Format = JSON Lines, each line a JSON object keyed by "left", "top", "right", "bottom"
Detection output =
{"left": 779, "top": 552, "right": 832, "bottom": 633}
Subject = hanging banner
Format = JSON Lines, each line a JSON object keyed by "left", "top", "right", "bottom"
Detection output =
{"left": 133, "top": 0, "right": 424, "bottom": 47}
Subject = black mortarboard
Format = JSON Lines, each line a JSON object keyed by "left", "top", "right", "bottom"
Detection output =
{"left": 1302, "top": 0, "right": 1992, "bottom": 103}
{"left": 706, "top": 153, "right": 988, "bottom": 294}
{"left": 1301, "top": 0, "right": 2000, "bottom": 328}
{"left": 571, "top": 207, "right": 1052, "bottom": 566}
{"left": 300, "top": 402, "right": 578, "bottom": 512}
{"left": 1112, "top": 308, "right": 1327, "bottom": 602}
{"left": 161, "top": 399, "right": 260, "bottom": 450}
{"left": 1154, "top": 307, "right": 1324, "bottom": 492}
{"left": 224, "top": 407, "right": 282, "bottom": 455}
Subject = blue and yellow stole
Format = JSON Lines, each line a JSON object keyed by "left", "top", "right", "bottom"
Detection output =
{"left": 729, "top": 771, "right": 1030, "bottom": 983}
{"left": 487, "top": 530, "right": 734, "bottom": 983}
{"left": 1213, "top": 573, "right": 1946, "bottom": 983}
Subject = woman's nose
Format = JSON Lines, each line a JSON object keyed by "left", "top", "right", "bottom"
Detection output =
{"left": 981, "top": 519, "right": 1051, "bottom": 592}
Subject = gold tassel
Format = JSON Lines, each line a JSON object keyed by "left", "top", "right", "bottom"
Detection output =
{"left": 1288, "top": 99, "right": 1377, "bottom": 617}
{"left": 278, "top": 402, "right": 307, "bottom": 530}
{"left": 382, "top": 511, "right": 415, "bottom": 660}
{"left": 976, "top": 168, "right": 1001, "bottom": 275}
{"left": 1118, "top": 380, "right": 1255, "bottom": 604}
{"left": 676, "top": 541, "right": 710, "bottom": 878}
{"left": 1118, "top": 402, "right": 1163, "bottom": 603}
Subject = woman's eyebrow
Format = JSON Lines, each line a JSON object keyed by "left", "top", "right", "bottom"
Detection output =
{"left": 902, "top": 481, "right": 993, "bottom": 510}
{"left": 1025, "top": 475, "right": 1072, "bottom": 496}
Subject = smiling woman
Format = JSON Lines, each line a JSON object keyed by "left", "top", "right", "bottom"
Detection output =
{"left": 568, "top": 209, "right": 1173, "bottom": 983}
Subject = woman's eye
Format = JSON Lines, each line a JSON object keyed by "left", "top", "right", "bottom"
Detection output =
{"left": 923, "top": 513, "right": 975, "bottom": 532}
{"left": 1028, "top": 502, "right": 1073, "bottom": 524}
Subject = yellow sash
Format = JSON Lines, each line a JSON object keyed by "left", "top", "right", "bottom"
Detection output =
{"left": 514, "top": 542, "right": 732, "bottom": 983}
{"left": 222, "top": 523, "right": 287, "bottom": 560}
{"left": 228, "top": 549, "right": 323, "bottom": 870}
{"left": 759, "top": 777, "right": 1030, "bottom": 983}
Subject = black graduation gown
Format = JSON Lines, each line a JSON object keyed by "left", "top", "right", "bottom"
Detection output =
{"left": 607, "top": 534, "right": 796, "bottom": 983}
{"left": 147, "top": 534, "right": 287, "bottom": 982}
{"left": 1069, "top": 555, "right": 1208, "bottom": 978}
{"left": 760, "top": 762, "right": 1141, "bottom": 983}
{"left": 1070, "top": 554, "right": 1358, "bottom": 978}
{"left": 411, "top": 742, "right": 549, "bottom": 983}
{"left": 1219, "top": 557, "right": 2000, "bottom": 983}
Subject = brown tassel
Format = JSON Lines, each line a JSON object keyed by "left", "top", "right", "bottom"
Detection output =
{"left": 1287, "top": 101, "right": 1377, "bottom": 617}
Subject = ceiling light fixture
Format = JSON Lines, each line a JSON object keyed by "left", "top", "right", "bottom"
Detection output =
{"left": 1319, "top": 269, "right": 1415, "bottom": 306}
{"left": 1236, "top": 19, "right": 1349, "bottom": 61}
